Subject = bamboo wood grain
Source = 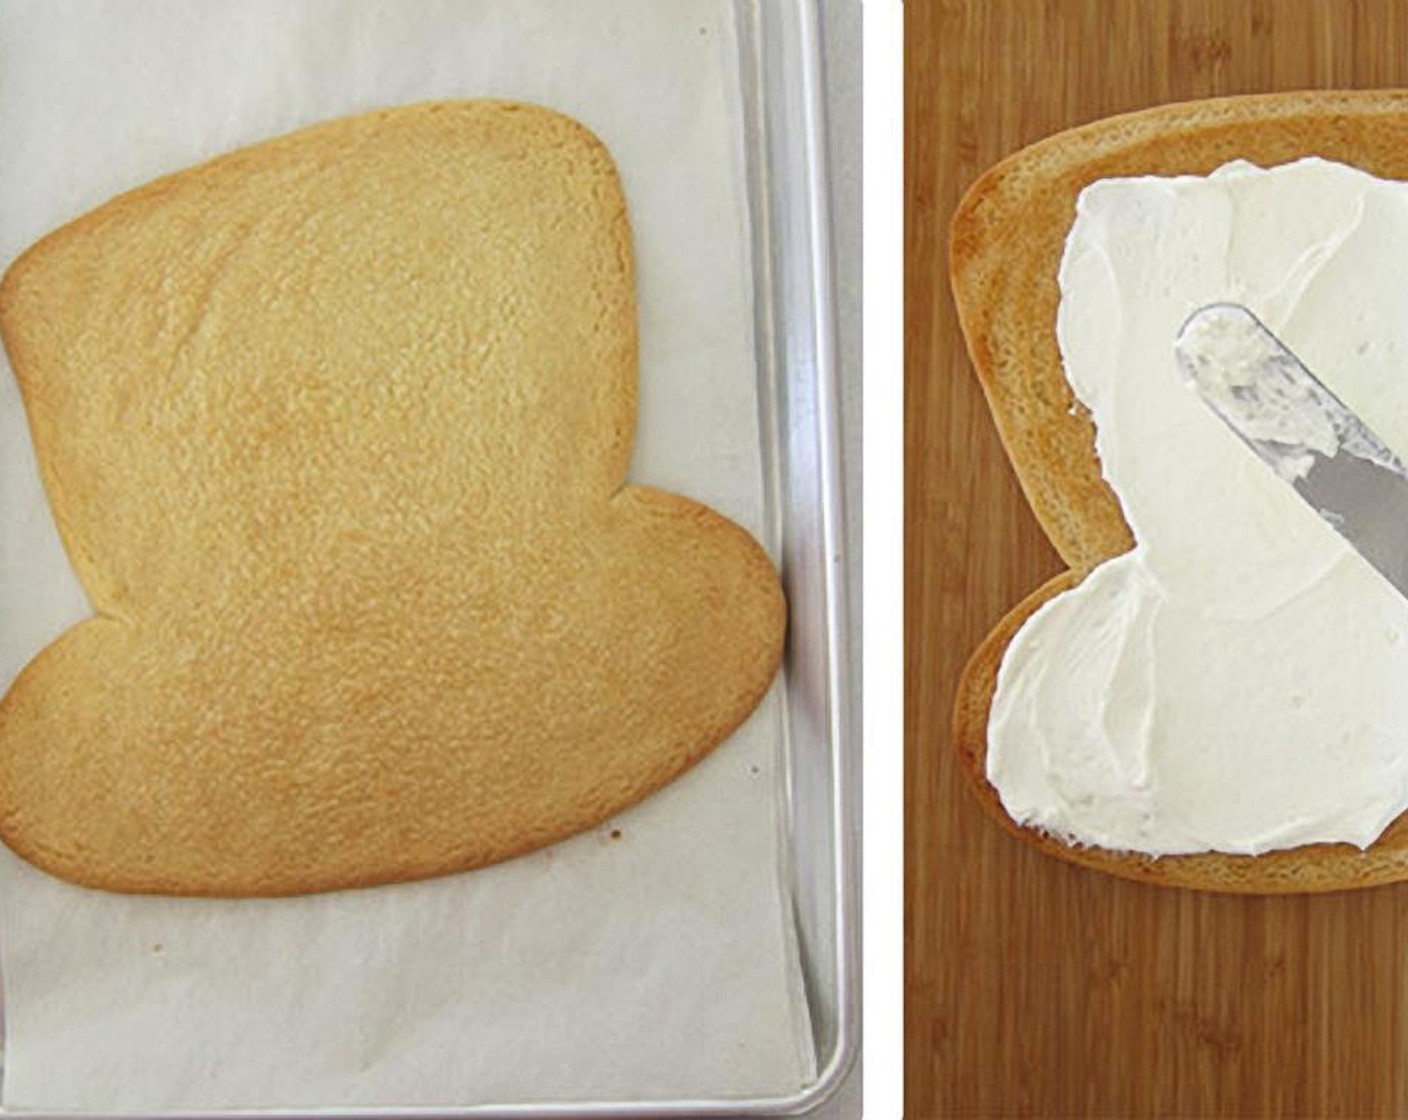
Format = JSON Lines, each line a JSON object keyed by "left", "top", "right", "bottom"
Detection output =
{"left": 906, "top": 1, "right": 1408, "bottom": 1116}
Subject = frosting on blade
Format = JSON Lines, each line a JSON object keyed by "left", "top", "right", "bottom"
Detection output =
{"left": 988, "top": 157, "right": 1408, "bottom": 857}
{"left": 1175, "top": 303, "right": 1407, "bottom": 484}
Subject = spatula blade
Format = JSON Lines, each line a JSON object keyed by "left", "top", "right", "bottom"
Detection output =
{"left": 1175, "top": 302, "right": 1408, "bottom": 599}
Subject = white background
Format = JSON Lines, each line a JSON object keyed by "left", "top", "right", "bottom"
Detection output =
{"left": 859, "top": 2, "right": 901, "bottom": 1118}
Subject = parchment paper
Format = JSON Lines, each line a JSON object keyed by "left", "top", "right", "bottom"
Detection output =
{"left": 0, "top": 0, "right": 815, "bottom": 1109}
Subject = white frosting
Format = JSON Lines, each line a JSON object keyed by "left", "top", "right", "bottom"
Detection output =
{"left": 988, "top": 157, "right": 1408, "bottom": 856}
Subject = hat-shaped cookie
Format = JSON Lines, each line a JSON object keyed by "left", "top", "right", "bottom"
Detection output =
{"left": 0, "top": 101, "right": 785, "bottom": 897}
{"left": 950, "top": 90, "right": 1408, "bottom": 893}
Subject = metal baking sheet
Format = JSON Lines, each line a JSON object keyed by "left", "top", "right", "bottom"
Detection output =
{"left": 734, "top": 0, "right": 855, "bottom": 1111}
{"left": 0, "top": 0, "right": 854, "bottom": 1112}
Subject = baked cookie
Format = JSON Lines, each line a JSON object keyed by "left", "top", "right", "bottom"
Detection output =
{"left": 951, "top": 89, "right": 1408, "bottom": 892}
{"left": 0, "top": 100, "right": 785, "bottom": 897}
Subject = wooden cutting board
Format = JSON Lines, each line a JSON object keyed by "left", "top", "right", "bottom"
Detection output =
{"left": 906, "top": 1, "right": 1408, "bottom": 1116}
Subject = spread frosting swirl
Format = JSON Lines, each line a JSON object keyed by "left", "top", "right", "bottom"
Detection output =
{"left": 988, "top": 158, "right": 1408, "bottom": 856}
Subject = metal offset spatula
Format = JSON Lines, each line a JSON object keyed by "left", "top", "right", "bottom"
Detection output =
{"left": 1174, "top": 302, "right": 1408, "bottom": 597}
